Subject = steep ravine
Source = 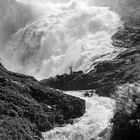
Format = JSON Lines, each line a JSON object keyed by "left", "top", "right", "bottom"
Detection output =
{"left": 1, "top": 23, "right": 140, "bottom": 140}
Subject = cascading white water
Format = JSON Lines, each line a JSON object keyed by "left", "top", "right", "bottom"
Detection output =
{"left": 0, "top": 0, "right": 122, "bottom": 80}
{"left": 42, "top": 91, "right": 116, "bottom": 140}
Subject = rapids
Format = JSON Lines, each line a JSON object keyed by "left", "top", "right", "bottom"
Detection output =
{"left": 42, "top": 91, "right": 116, "bottom": 140}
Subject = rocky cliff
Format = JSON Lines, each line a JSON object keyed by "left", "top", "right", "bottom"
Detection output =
{"left": 0, "top": 63, "right": 85, "bottom": 140}
{"left": 109, "top": 25, "right": 140, "bottom": 140}
{"left": 41, "top": 26, "right": 140, "bottom": 97}
{"left": 41, "top": 26, "right": 140, "bottom": 140}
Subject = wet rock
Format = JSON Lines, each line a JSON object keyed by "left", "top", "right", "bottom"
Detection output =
{"left": 109, "top": 26, "right": 140, "bottom": 140}
{"left": 111, "top": 83, "right": 140, "bottom": 140}
{"left": 83, "top": 90, "right": 95, "bottom": 97}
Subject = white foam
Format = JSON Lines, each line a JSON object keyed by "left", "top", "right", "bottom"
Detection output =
{"left": 0, "top": 0, "right": 122, "bottom": 79}
{"left": 42, "top": 91, "right": 116, "bottom": 140}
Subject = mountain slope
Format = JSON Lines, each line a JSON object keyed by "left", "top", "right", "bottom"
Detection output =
{"left": 0, "top": 63, "right": 85, "bottom": 140}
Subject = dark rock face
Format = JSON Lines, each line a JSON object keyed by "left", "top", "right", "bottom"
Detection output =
{"left": 109, "top": 26, "right": 140, "bottom": 140}
{"left": 111, "top": 83, "right": 140, "bottom": 140}
{"left": 0, "top": 63, "right": 85, "bottom": 140}
{"left": 112, "top": 25, "right": 140, "bottom": 48}
{"left": 41, "top": 26, "right": 140, "bottom": 96}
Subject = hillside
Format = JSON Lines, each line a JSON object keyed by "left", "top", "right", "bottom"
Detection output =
{"left": 0, "top": 63, "right": 85, "bottom": 140}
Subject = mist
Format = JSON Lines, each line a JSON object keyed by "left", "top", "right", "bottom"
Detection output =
{"left": 0, "top": 0, "right": 34, "bottom": 44}
{"left": 0, "top": 0, "right": 122, "bottom": 79}
{"left": 93, "top": 0, "right": 140, "bottom": 25}
{"left": 1, "top": 0, "right": 139, "bottom": 80}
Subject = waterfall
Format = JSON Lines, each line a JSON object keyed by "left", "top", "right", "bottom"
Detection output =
{"left": 0, "top": 0, "right": 122, "bottom": 80}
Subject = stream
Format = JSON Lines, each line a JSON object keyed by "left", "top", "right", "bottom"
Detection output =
{"left": 42, "top": 91, "right": 116, "bottom": 140}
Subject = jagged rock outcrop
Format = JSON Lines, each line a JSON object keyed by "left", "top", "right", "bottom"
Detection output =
{"left": 111, "top": 83, "right": 140, "bottom": 140}
{"left": 41, "top": 26, "right": 140, "bottom": 97}
{"left": 110, "top": 26, "right": 140, "bottom": 140}
{"left": 0, "top": 63, "right": 85, "bottom": 140}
